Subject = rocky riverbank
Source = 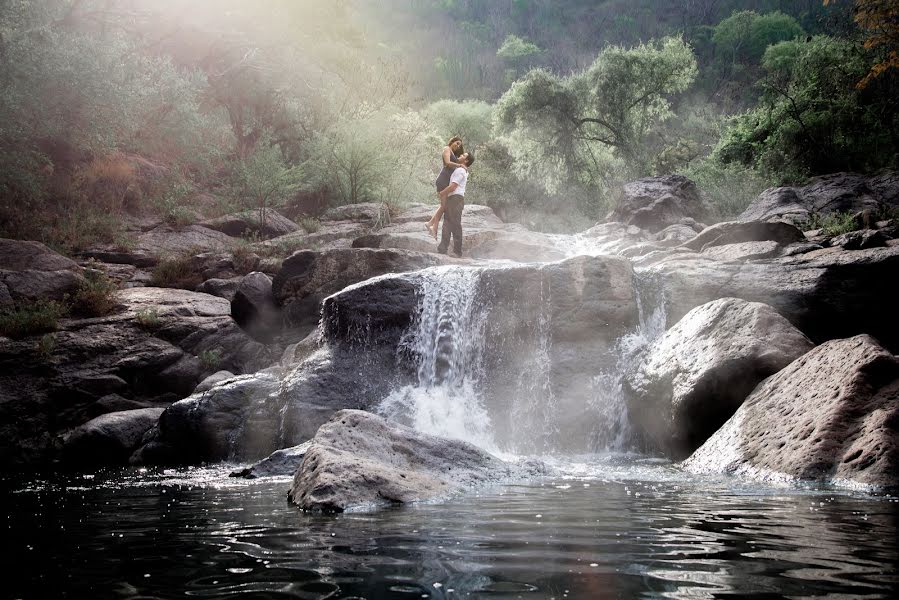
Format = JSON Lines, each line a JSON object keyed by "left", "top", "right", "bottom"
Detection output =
{"left": 2, "top": 171, "right": 897, "bottom": 499}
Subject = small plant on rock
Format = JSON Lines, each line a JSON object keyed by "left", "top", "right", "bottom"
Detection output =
{"left": 300, "top": 217, "right": 320, "bottom": 233}
{"left": 0, "top": 300, "right": 68, "bottom": 340}
{"left": 135, "top": 307, "right": 161, "bottom": 330}
{"left": 199, "top": 348, "right": 223, "bottom": 370}
{"left": 150, "top": 253, "right": 204, "bottom": 289}
{"left": 37, "top": 333, "right": 57, "bottom": 360}
{"left": 232, "top": 242, "right": 259, "bottom": 274}
{"left": 72, "top": 265, "right": 120, "bottom": 317}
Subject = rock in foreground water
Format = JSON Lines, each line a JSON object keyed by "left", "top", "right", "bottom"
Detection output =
{"left": 288, "top": 410, "right": 536, "bottom": 512}
{"left": 683, "top": 335, "right": 899, "bottom": 489}
{"left": 626, "top": 298, "right": 814, "bottom": 458}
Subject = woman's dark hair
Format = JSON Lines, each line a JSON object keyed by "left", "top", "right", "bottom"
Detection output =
{"left": 447, "top": 136, "right": 464, "bottom": 154}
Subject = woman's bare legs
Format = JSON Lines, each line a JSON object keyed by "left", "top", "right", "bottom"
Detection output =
{"left": 426, "top": 197, "right": 445, "bottom": 239}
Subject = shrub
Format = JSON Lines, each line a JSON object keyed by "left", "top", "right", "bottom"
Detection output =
{"left": 135, "top": 307, "right": 162, "bottom": 330}
{"left": 684, "top": 159, "right": 774, "bottom": 221}
{"left": 803, "top": 211, "right": 860, "bottom": 236}
{"left": 150, "top": 254, "right": 204, "bottom": 289}
{"left": 231, "top": 243, "right": 259, "bottom": 274}
{"left": 300, "top": 217, "right": 320, "bottom": 233}
{"left": 0, "top": 300, "right": 68, "bottom": 340}
{"left": 199, "top": 348, "right": 223, "bottom": 370}
{"left": 72, "top": 266, "right": 120, "bottom": 317}
{"left": 37, "top": 333, "right": 57, "bottom": 360}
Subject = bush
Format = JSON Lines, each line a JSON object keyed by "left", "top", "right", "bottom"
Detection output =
{"left": 71, "top": 266, "right": 120, "bottom": 317}
{"left": 199, "top": 348, "right": 223, "bottom": 370}
{"left": 0, "top": 300, "right": 68, "bottom": 340}
{"left": 150, "top": 254, "right": 204, "bottom": 289}
{"left": 231, "top": 243, "right": 259, "bottom": 274}
{"left": 135, "top": 307, "right": 162, "bottom": 330}
{"left": 37, "top": 333, "right": 57, "bottom": 360}
{"left": 803, "top": 211, "right": 859, "bottom": 236}
{"left": 300, "top": 217, "right": 320, "bottom": 233}
{"left": 684, "top": 159, "right": 774, "bottom": 221}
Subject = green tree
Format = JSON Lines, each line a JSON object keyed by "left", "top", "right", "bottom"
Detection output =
{"left": 715, "top": 35, "right": 899, "bottom": 180}
{"left": 421, "top": 100, "right": 494, "bottom": 148}
{"left": 495, "top": 36, "right": 698, "bottom": 203}
{"left": 712, "top": 10, "right": 805, "bottom": 67}
{"left": 230, "top": 144, "right": 302, "bottom": 231}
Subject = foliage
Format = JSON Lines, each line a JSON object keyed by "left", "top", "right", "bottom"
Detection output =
{"left": 199, "top": 348, "right": 223, "bottom": 370}
{"left": 229, "top": 144, "right": 303, "bottom": 231}
{"left": 715, "top": 35, "right": 899, "bottom": 181}
{"left": 825, "top": 0, "right": 899, "bottom": 88}
{"left": 135, "top": 307, "right": 162, "bottom": 330}
{"left": 712, "top": 10, "right": 805, "bottom": 65}
{"left": 803, "top": 211, "right": 861, "bottom": 235}
{"left": 304, "top": 110, "right": 439, "bottom": 210}
{"left": 0, "top": 300, "right": 67, "bottom": 340}
{"left": 421, "top": 100, "right": 495, "bottom": 148}
{"left": 684, "top": 159, "right": 775, "bottom": 220}
{"left": 497, "top": 34, "right": 542, "bottom": 61}
{"left": 37, "top": 333, "right": 57, "bottom": 360}
{"left": 494, "top": 36, "right": 698, "bottom": 216}
{"left": 150, "top": 254, "right": 204, "bottom": 290}
{"left": 231, "top": 243, "right": 259, "bottom": 274}
{"left": 300, "top": 218, "right": 321, "bottom": 233}
{"left": 72, "top": 267, "right": 120, "bottom": 317}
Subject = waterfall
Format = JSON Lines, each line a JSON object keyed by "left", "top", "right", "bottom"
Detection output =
{"left": 374, "top": 261, "right": 669, "bottom": 458}
{"left": 376, "top": 266, "right": 499, "bottom": 453}
{"left": 586, "top": 270, "right": 667, "bottom": 452}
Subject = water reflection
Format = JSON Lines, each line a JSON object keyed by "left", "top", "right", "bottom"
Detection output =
{"left": 3, "top": 463, "right": 897, "bottom": 599}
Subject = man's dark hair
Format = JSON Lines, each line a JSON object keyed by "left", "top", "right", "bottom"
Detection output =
{"left": 463, "top": 151, "right": 475, "bottom": 167}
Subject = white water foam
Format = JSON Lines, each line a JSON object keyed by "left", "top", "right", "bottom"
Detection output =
{"left": 376, "top": 266, "right": 500, "bottom": 453}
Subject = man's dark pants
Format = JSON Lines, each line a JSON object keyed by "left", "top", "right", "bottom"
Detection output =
{"left": 437, "top": 194, "right": 464, "bottom": 255}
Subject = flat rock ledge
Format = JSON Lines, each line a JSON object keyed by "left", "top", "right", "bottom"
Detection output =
{"left": 683, "top": 335, "right": 899, "bottom": 490}
{"left": 288, "top": 410, "right": 544, "bottom": 512}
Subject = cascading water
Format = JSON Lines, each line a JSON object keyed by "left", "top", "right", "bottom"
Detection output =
{"left": 586, "top": 270, "right": 668, "bottom": 451}
{"left": 377, "top": 266, "right": 499, "bottom": 453}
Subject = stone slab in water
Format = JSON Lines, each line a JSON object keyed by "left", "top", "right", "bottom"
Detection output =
{"left": 230, "top": 441, "right": 312, "bottom": 478}
{"left": 288, "top": 410, "right": 533, "bottom": 512}
{"left": 683, "top": 335, "right": 899, "bottom": 490}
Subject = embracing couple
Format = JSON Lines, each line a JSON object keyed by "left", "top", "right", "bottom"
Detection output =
{"left": 425, "top": 136, "right": 475, "bottom": 257}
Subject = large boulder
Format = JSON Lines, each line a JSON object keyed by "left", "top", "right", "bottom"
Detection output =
{"left": 641, "top": 244, "right": 899, "bottom": 352}
{"left": 61, "top": 407, "right": 165, "bottom": 467}
{"left": 681, "top": 221, "right": 805, "bottom": 251}
{"left": 132, "top": 371, "right": 283, "bottom": 465}
{"left": 607, "top": 175, "right": 708, "bottom": 233}
{"left": 231, "top": 272, "right": 281, "bottom": 342}
{"left": 739, "top": 172, "right": 899, "bottom": 224}
{"left": 321, "top": 202, "right": 390, "bottom": 224}
{"left": 230, "top": 441, "right": 311, "bottom": 479}
{"left": 0, "top": 287, "right": 273, "bottom": 467}
{"left": 625, "top": 298, "right": 814, "bottom": 458}
{"left": 272, "top": 248, "right": 452, "bottom": 334}
{"left": 684, "top": 335, "right": 899, "bottom": 490}
{"left": 135, "top": 225, "right": 237, "bottom": 257}
{"left": 287, "top": 410, "right": 528, "bottom": 512}
{"left": 200, "top": 209, "right": 299, "bottom": 239}
{"left": 0, "top": 238, "right": 84, "bottom": 304}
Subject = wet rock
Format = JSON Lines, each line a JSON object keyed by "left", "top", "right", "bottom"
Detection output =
{"left": 625, "top": 298, "right": 814, "bottom": 458}
{"left": 830, "top": 229, "right": 888, "bottom": 250}
{"left": 287, "top": 410, "right": 523, "bottom": 512}
{"left": 194, "top": 370, "right": 236, "bottom": 394}
{"left": 739, "top": 172, "right": 899, "bottom": 224}
{"left": 231, "top": 272, "right": 281, "bottom": 342}
{"left": 643, "top": 244, "right": 899, "bottom": 352}
{"left": 682, "top": 221, "right": 805, "bottom": 251}
{"left": 683, "top": 335, "right": 899, "bottom": 490}
{"left": 0, "top": 287, "right": 273, "bottom": 467}
{"left": 608, "top": 175, "right": 708, "bottom": 233}
{"left": 700, "top": 240, "right": 781, "bottom": 261}
{"left": 230, "top": 441, "right": 312, "bottom": 478}
{"left": 0, "top": 238, "right": 84, "bottom": 303}
{"left": 61, "top": 407, "right": 166, "bottom": 467}
{"left": 132, "top": 372, "right": 283, "bottom": 465}
{"left": 200, "top": 209, "right": 298, "bottom": 239}
{"left": 196, "top": 276, "right": 244, "bottom": 301}
{"left": 272, "top": 248, "right": 450, "bottom": 333}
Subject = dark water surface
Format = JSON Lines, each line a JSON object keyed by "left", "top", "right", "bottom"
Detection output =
{"left": 4, "top": 459, "right": 898, "bottom": 600}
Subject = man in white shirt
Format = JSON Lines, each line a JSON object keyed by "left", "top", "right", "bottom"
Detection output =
{"left": 436, "top": 151, "right": 474, "bottom": 256}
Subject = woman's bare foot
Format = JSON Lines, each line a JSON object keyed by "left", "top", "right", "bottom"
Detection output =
{"left": 426, "top": 222, "right": 437, "bottom": 239}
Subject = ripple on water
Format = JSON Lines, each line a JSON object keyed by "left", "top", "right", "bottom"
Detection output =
{"left": 3, "top": 460, "right": 898, "bottom": 599}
